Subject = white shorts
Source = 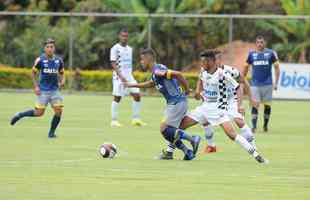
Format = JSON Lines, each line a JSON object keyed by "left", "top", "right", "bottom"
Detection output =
{"left": 187, "top": 102, "right": 230, "bottom": 126}
{"left": 226, "top": 100, "right": 244, "bottom": 120}
{"left": 112, "top": 74, "right": 140, "bottom": 97}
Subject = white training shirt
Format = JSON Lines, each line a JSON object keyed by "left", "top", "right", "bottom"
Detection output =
{"left": 110, "top": 43, "right": 133, "bottom": 77}
{"left": 200, "top": 67, "right": 239, "bottom": 109}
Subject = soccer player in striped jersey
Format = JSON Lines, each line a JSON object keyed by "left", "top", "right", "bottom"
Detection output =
{"left": 244, "top": 35, "right": 280, "bottom": 133}
{"left": 125, "top": 48, "right": 201, "bottom": 160}
{"left": 201, "top": 50, "right": 257, "bottom": 153}
{"left": 10, "top": 38, "right": 65, "bottom": 138}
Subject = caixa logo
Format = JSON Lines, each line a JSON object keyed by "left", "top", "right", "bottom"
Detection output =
{"left": 280, "top": 71, "right": 310, "bottom": 91}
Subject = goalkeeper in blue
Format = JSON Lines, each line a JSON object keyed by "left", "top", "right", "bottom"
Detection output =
{"left": 10, "top": 38, "right": 65, "bottom": 138}
{"left": 125, "top": 48, "right": 201, "bottom": 160}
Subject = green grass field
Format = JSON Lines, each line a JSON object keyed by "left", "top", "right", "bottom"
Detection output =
{"left": 0, "top": 92, "right": 309, "bottom": 200}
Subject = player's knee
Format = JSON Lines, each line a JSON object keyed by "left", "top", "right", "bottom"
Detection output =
{"left": 54, "top": 108, "right": 63, "bottom": 116}
{"left": 160, "top": 123, "right": 167, "bottom": 134}
{"left": 113, "top": 96, "right": 121, "bottom": 103}
{"left": 234, "top": 118, "right": 245, "bottom": 128}
{"left": 35, "top": 109, "right": 45, "bottom": 117}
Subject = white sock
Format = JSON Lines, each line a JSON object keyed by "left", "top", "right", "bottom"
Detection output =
{"left": 166, "top": 143, "right": 175, "bottom": 153}
{"left": 240, "top": 124, "right": 256, "bottom": 149}
{"left": 111, "top": 101, "right": 119, "bottom": 121}
{"left": 132, "top": 100, "right": 141, "bottom": 119}
{"left": 235, "top": 134, "right": 258, "bottom": 157}
{"left": 204, "top": 125, "right": 215, "bottom": 147}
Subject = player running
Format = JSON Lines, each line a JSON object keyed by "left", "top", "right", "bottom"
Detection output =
{"left": 125, "top": 48, "right": 201, "bottom": 160}
{"left": 201, "top": 50, "right": 257, "bottom": 153}
{"left": 161, "top": 50, "right": 267, "bottom": 164}
{"left": 244, "top": 35, "right": 280, "bottom": 133}
{"left": 110, "top": 28, "right": 145, "bottom": 127}
{"left": 10, "top": 38, "right": 65, "bottom": 138}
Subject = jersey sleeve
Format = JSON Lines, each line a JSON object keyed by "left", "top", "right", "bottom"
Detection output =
{"left": 110, "top": 46, "right": 118, "bottom": 62}
{"left": 271, "top": 50, "right": 279, "bottom": 64}
{"left": 246, "top": 52, "right": 253, "bottom": 65}
{"left": 154, "top": 65, "right": 171, "bottom": 79}
{"left": 32, "top": 57, "right": 41, "bottom": 72}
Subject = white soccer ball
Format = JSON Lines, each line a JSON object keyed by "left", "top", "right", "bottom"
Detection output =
{"left": 99, "top": 143, "right": 117, "bottom": 159}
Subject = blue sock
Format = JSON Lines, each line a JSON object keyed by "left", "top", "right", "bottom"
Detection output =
{"left": 175, "top": 140, "right": 189, "bottom": 154}
{"left": 177, "top": 129, "right": 194, "bottom": 142}
{"left": 49, "top": 115, "right": 61, "bottom": 137}
{"left": 162, "top": 126, "right": 177, "bottom": 143}
{"left": 19, "top": 109, "right": 35, "bottom": 118}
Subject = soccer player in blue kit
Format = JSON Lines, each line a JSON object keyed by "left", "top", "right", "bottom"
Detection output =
{"left": 125, "top": 48, "right": 201, "bottom": 160}
{"left": 244, "top": 35, "right": 280, "bottom": 133}
{"left": 10, "top": 38, "right": 65, "bottom": 138}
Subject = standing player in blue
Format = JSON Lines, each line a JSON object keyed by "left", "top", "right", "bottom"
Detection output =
{"left": 10, "top": 38, "right": 65, "bottom": 138}
{"left": 125, "top": 48, "right": 201, "bottom": 160}
{"left": 244, "top": 35, "right": 280, "bottom": 133}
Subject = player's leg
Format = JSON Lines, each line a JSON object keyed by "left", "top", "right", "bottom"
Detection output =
{"left": 49, "top": 91, "right": 64, "bottom": 138}
{"left": 220, "top": 121, "right": 267, "bottom": 164}
{"left": 234, "top": 117, "right": 256, "bottom": 149}
{"left": 250, "top": 86, "right": 261, "bottom": 133}
{"left": 111, "top": 78, "right": 123, "bottom": 127}
{"left": 130, "top": 92, "right": 146, "bottom": 126}
{"left": 202, "top": 123, "right": 217, "bottom": 153}
{"left": 10, "top": 93, "right": 47, "bottom": 125}
{"left": 262, "top": 85, "right": 273, "bottom": 132}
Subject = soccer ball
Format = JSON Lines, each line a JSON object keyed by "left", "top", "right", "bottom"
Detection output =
{"left": 99, "top": 143, "right": 117, "bottom": 159}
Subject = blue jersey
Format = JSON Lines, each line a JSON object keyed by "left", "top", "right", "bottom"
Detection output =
{"left": 33, "top": 54, "right": 64, "bottom": 91}
{"left": 246, "top": 48, "right": 278, "bottom": 86}
{"left": 151, "top": 64, "right": 186, "bottom": 105}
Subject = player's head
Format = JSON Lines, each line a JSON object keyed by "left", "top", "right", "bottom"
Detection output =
{"left": 214, "top": 49, "right": 222, "bottom": 66}
{"left": 255, "top": 35, "right": 265, "bottom": 51}
{"left": 118, "top": 28, "right": 129, "bottom": 46}
{"left": 140, "top": 48, "right": 156, "bottom": 69}
{"left": 200, "top": 50, "right": 217, "bottom": 70}
{"left": 44, "top": 38, "right": 55, "bottom": 57}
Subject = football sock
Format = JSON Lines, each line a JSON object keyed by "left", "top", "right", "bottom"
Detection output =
{"left": 176, "top": 129, "right": 194, "bottom": 142}
{"left": 235, "top": 134, "right": 258, "bottom": 157}
{"left": 240, "top": 124, "right": 256, "bottom": 149}
{"left": 162, "top": 126, "right": 177, "bottom": 143}
{"left": 166, "top": 143, "right": 175, "bottom": 153}
{"left": 111, "top": 101, "right": 119, "bottom": 121}
{"left": 204, "top": 125, "right": 215, "bottom": 147}
{"left": 132, "top": 100, "right": 141, "bottom": 119}
{"left": 251, "top": 107, "right": 258, "bottom": 129}
{"left": 19, "top": 109, "right": 35, "bottom": 118}
{"left": 264, "top": 105, "right": 271, "bottom": 128}
{"left": 175, "top": 140, "right": 189, "bottom": 154}
{"left": 48, "top": 115, "right": 61, "bottom": 136}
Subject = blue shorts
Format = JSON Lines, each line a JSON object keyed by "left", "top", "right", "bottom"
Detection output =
{"left": 35, "top": 90, "right": 64, "bottom": 109}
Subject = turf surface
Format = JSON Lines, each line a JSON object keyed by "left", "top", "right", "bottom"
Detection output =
{"left": 0, "top": 92, "right": 309, "bottom": 200}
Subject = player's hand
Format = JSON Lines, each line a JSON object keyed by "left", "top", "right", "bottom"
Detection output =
{"left": 194, "top": 92, "right": 202, "bottom": 100}
{"left": 58, "top": 81, "right": 65, "bottom": 89}
{"left": 34, "top": 85, "right": 41, "bottom": 96}
{"left": 185, "top": 88, "right": 192, "bottom": 96}
{"left": 238, "top": 105, "right": 245, "bottom": 115}
{"left": 250, "top": 98, "right": 259, "bottom": 108}
{"left": 273, "top": 83, "right": 278, "bottom": 91}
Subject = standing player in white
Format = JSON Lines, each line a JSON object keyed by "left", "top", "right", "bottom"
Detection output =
{"left": 110, "top": 28, "right": 146, "bottom": 127}
{"left": 200, "top": 50, "right": 257, "bottom": 154}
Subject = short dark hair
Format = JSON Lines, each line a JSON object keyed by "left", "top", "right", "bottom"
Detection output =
{"left": 200, "top": 49, "right": 216, "bottom": 60}
{"left": 214, "top": 49, "right": 222, "bottom": 55}
{"left": 44, "top": 38, "right": 55, "bottom": 46}
{"left": 256, "top": 35, "right": 265, "bottom": 41}
{"left": 119, "top": 27, "right": 128, "bottom": 34}
{"left": 140, "top": 48, "right": 156, "bottom": 58}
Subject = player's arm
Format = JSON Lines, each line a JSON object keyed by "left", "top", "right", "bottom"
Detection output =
{"left": 243, "top": 79, "right": 258, "bottom": 108}
{"left": 194, "top": 71, "right": 203, "bottom": 100}
{"left": 125, "top": 80, "right": 154, "bottom": 88}
{"left": 110, "top": 47, "right": 126, "bottom": 82}
{"left": 168, "top": 70, "right": 190, "bottom": 95}
{"left": 31, "top": 57, "right": 41, "bottom": 95}
{"left": 273, "top": 61, "right": 280, "bottom": 90}
{"left": 235, "top": 72, "right": 245, "bottom": 114}
{"left": 58, "top": 59, "right": 65, "bottom": 88}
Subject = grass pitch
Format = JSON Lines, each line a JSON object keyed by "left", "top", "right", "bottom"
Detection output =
{"left": 0, "top": 92, "right": 309, "bottom": 200}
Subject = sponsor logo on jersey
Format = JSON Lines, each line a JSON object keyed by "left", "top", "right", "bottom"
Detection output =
{"left": 43, "top": 68, "right": 58, "bottom": 74}
{"left": 253, "top": 60, "right": 269, "bottom": 66}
